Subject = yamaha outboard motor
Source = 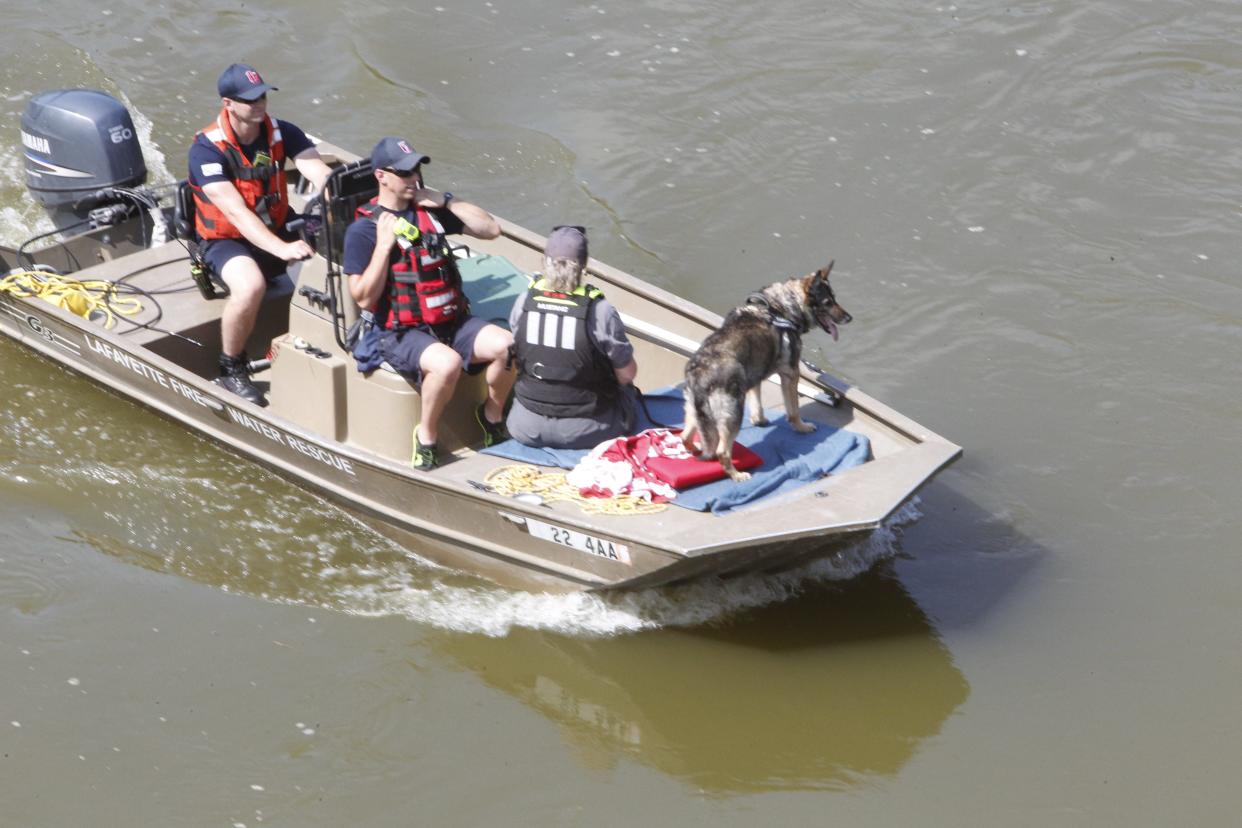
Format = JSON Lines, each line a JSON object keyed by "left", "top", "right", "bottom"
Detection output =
{"left": 21, "top": 89, "right": 147, "bottom": 231}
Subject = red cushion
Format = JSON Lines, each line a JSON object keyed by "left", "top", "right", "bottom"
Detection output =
{"left": 645, "top": 440, "right": 763, "bottom": 489}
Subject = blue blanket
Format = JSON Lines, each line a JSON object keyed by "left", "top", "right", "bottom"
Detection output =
{"left": 482, "top": 389, "right": 871, "bottom": 515}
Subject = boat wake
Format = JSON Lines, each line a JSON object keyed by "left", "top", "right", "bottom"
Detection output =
{"left": 333, "top": 501, "right": 923, "bottom": 637}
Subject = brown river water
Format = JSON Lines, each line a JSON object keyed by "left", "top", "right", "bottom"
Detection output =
{"left": 2, "top": 1, "right": 1240, "bottom": 825}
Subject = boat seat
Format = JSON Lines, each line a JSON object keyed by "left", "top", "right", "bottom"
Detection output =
{"left": 172, "top": 177, "right": 311, "bottom": 294}
{"left": 171, "top": 178, "right": 223, "bottom": 295}
{"left": 334, "top": 252, "right": 528, "bottom": 460}
{"left": 277, "top": 219, "right": 530, "bottom": 462}
{"left": 172, "top": 178, "right": 196, "bottom": 242}
{"left": 308, "top": 157, "right": 378, "bottom": 279}
{"left": 271, "top": 159, "right": 539, "bottom": 462}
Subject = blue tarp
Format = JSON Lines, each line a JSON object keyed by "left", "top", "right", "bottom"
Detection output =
{"left": 482, "top": 388, "right": 871, "bottom": 515}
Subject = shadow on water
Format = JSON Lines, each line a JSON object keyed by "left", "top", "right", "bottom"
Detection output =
{"left": 425, "top": 473, "right": 1047, "bottom": 794}
{"left": 890, "top": 469, "right": 1049, "bottom": 633}
{"left": 432, "top": 565, "right": 969, "bottom": 794}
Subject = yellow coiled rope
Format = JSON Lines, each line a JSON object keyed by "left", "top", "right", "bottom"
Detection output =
{"left": 0, "top": 270, "right": 142, "bottom": 329}
{"left": 484, "top": 463, "right": 668, "bottom": 515}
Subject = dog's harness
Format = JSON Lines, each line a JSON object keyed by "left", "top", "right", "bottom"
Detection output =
{"left": 745, "top": 292, "right": 806, "bottom": 351}
{"left": 744, "top": 292, "right": 844, "bottom": 409}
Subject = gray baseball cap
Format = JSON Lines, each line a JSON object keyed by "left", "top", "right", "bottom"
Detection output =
{"left": 545, "top": 225, "right": 588, "bottom": 265}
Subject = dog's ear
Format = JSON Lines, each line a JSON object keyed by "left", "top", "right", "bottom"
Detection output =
{"left": 815, "top": 260, "right": 835, "bottom": 282}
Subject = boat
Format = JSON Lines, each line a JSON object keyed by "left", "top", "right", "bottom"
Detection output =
{"left": 1, "top": 89, "right": 961, "bottom": 592}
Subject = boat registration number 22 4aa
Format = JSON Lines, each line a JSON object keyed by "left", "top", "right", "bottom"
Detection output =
{"left": 501, "top": 513, "right": 632, "bottom": 565}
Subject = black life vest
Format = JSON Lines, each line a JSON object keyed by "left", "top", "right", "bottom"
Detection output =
{"left": 513, "top": 280, "right": 618, "bottom": 417}
{"left": 355, "top": 200, "right": 467, "bottom": 329}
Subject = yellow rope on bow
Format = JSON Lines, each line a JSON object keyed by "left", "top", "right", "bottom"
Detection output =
{"left": 0, "top": 270, "right": 142, "bottom": 329}
{"left": 484, "top": 463, "right": 668, "bottom": 515}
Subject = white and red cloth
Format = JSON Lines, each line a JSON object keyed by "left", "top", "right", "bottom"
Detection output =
{"left": 566, "top": 429, "right": 690, "bottom": 502}
{"left": 566, "top": 428, "right": 764, "bottom": 502}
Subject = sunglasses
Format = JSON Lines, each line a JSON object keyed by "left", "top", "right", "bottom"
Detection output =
{"left": 230, "top": 93, "right": 267, "bottom": 103}
{"left": 551, "top": 225, "right": 586, "bottom": 234}
{"left": 384, "top": 167, "right": 420, "bottom": 179}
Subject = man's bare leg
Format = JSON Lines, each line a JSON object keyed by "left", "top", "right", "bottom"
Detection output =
{"left": 214, "top": 255, "right": 269, "bottom": 405}
{"left": 416, "top": 343, "right": 463, "bottom": 445}
{"left": 218, "top": 255, "right": 267, "bottom": 358}
{"left": 472, "top": 323, "right": 515, "bottom": 423}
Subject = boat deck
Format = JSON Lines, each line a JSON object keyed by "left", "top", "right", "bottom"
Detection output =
{"left": 71, "top": 241, "right": 295, "bottom": 379}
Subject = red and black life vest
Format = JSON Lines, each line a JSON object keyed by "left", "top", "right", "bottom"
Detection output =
{"left": 355, "top": 200, "right": 467, "bottom": 330}
{"left": 190, "top": 107, "right": 289, "bottom": 239}
{"left": 513, "top": 280, "right": 618, "bottom": 417}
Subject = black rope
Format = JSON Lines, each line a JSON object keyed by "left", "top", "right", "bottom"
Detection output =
{"left": 633, "top": 385, "right": 675, "bottom": 430}
{"left": 15, "top": 218, "right": 91, "bottom": 269}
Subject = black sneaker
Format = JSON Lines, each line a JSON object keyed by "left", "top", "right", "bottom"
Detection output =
{"left": 475, "top": 402, "right": 509, "bottom": 447}
{"left": 215, "top": 353, "right": 267, "bottom": 407}
{"left": 411, "top": 427, "right": 440, "bottom": 470}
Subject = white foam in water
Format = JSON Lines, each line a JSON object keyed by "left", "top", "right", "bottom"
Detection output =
{"left": 122, "top": 95, "right": 176, "bottom": 187}
{"left": 0, "top": 133, "right": 55, "bottom": 247}
{"left": 337, "top": 500, "right": 923, "bottom": 637}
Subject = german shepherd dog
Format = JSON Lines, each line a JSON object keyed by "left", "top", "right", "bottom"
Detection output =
{"left": 682, "top": 262, "right": 851, "bottom": 481}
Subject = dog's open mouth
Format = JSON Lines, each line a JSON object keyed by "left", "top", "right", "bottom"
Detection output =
{"left": 822, "top": 318, "right": 839, "bottom": 341}
{"left": 815, "top": 306, "right": 848, "bottom": 341}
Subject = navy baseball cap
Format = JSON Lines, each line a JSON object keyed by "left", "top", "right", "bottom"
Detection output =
{"left": 371, "top": 137, "right": 431, "bottom": 173}
{"left": 218, "top": 63, "right": 278, "bottom": 101}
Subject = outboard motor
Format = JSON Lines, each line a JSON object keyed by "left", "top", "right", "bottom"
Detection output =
{"left": 21, "top": 89, "right": 147, "bottom": 232}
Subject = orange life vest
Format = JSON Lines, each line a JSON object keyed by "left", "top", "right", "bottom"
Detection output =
{"left": 190, "top": 107, "right": 289, "bottom": 240}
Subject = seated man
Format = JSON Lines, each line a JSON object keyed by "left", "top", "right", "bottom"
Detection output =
{"left": 188, "top": 63, "right": 332, "bottom": 406}
{"left": 342, "top": 137, "right": 514, "bottom": 470}
{"left": 507, "top": 226, "right": 639, "bottom": 449}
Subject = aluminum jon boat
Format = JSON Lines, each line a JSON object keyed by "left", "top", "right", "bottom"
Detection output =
{"left": 1, "top": 89, "right": 961, "bottom": 591}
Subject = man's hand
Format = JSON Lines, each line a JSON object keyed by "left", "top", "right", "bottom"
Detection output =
{"left": 374, "top": 211, "right": 400, "bottom": 253}
{"left": 348, "top": 210, "right": 400, "bottom": 310}
{"left": 414, "top": 187, "right": 446, "bottom": 209}
{"left": 279, "top": 239, "right": 315, "bottom": 262}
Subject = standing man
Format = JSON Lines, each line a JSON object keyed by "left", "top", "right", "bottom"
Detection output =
{"left": 342, "top": 137, "right": 514, "bottom": 469}
{"left": 188, "top": 63, "right": 331, "bottom": 406}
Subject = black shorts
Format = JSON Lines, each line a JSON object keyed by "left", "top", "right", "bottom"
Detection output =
{"left": 377, "top": 315, "right": 492, "bottom": 384}
{"left": 200, "top": 237, "right": 289, "bottom": 283}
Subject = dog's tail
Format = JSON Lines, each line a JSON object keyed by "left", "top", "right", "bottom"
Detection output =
{"left": 703, "top": 388, "right": 743, "bottom": 459}
{"left": 685, "top": 389, "right": 737, "bottom": 461}
{"left": 682, "top": 390, "right": 701, "bottom": 455}
{"left": 682, "top": 386, "right": 721, "bottom": 460}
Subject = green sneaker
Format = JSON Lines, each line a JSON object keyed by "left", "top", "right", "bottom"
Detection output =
{"left": 475, "top": 402, "right": 509, "bottom": 447}
{"left": 411, "top": 427, "right": 440, "bottom": 470}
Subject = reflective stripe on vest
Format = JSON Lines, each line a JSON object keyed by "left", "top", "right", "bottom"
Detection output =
{"left": 513, "top": 281, "right": 615, "bottom": 418}
{"left": 525, "top": 307, "right": 579, "bottom": 351}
